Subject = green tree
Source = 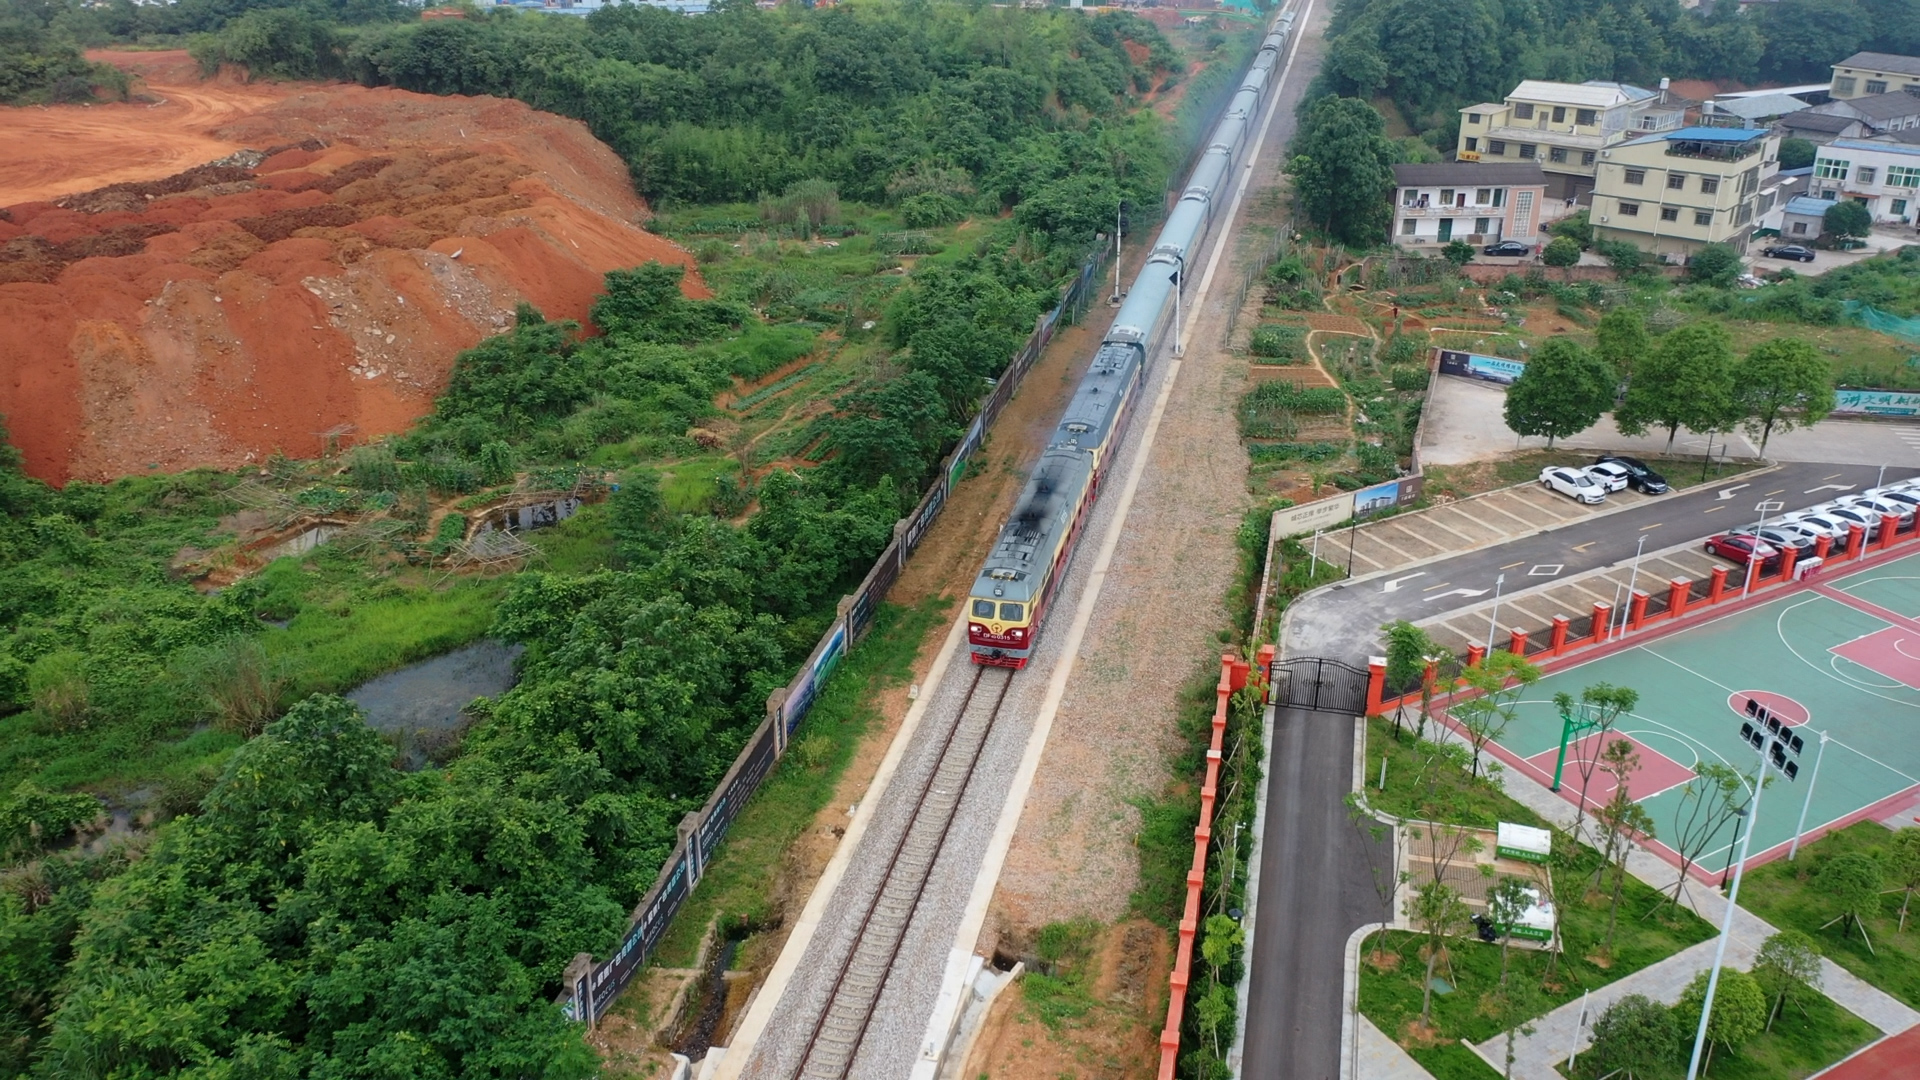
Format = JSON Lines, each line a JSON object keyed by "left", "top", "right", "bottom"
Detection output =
{"left": 1381, "top": 619, "right": 1442, "bottom": 741}
{"left": 1594, "top": 768, "right": 1656, "bottom": 956}
{"left": 1286, "top": 96, "right": 1396, "bottom": 246}
{"left": 1677, "top": 967, "right": 1768, "bottom": 1075}
{"left": 1541, "top": 236, "right": 1581, "bottom": 267}
{"left": 1616, "top": 321, "right": 1740, "bottom": 452}
{"left": 1752, "top": 929, "right": 1823, "bottom": 1031}
{"left": 1442, "top": 239, "right": 1474, "bottom": 267}
{"left": 1758, "top": 0, "right": 1869, "bottom": 82}
{"left": 1820, "top": 851, "right": 1885, "bottom": 952}
{"left": 1890, "top": 828, "right": 1920, "bottom": 933}
{"left": 1736, "top": 337, "right": 1834, "bottom": 457}
{"left": 1452, "top": 650, "right": 1540, "bottom": 778}
{"left": 1503, "top": 336, "right": 1612, "bottom": 448}
{"left": 1689, "top": 242, "right": 1744, "bottom": 288}
{"left": 1665, "top": 762, "right": 1754, "bottom": 908}
{"left": 1408, "top": 877, "right": 1470, "bottom": 1027}
{"left": 1485, "top": 875, "right": 1532, "bottom": 986}
{"left": 1554, "top": 683, "right": 1639, "bottom": 838}
{"left": 1588, "top": 994, "right": 1678, "bottom": 1080}
{"left": 1549, "top": 209, "right": 1592, "bottom": 246}
{"left": 1595, "top": 306, "right": 1650, "bottom": 386}
{"left": 1824, "top": 199, "right": 1874, "bottom": 244}
{"left": 1777, "top": 137, "right": 1817, "bottom": 171}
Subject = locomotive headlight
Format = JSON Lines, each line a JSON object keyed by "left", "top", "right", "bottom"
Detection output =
{"left": 1011, "top": 628, "right": 1024, "bottom": 639}
{"left": 970, "top": 624, "right": 984, "bottom": 634}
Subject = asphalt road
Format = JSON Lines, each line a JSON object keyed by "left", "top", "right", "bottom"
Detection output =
{"left": 1242, "top": 707, "right": 1391, "bottom": 1080}
{"left": 1282, "top": 460, "right": 1920, "bottom": 667}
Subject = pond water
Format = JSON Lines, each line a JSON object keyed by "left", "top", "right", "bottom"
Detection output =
{"left": 264, "top": 523, "right": 343, "bottom": 561}
{"left": 479, "top": 497, "right": 582, "bottom": 534}
{"left": 346, "top": 639, "right": 523, "bottom": 738}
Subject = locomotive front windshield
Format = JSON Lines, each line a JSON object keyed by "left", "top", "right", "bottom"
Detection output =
{"left": 999, "top": 603, "right": 1024, "bottom": 621}
{"left": 973, "top": 600, "right": 994, "bottom": 618}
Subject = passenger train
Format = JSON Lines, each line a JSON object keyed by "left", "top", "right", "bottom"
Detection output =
{"left": 968, "top": 9, "right": 1296, "bottom": 667}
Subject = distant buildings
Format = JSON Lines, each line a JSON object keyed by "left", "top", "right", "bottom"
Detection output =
{"left": 1828, "top": 52, "right": 1920, "bottom": 100}
{"left": 1389, "top": 162, "right": 1549, "bottom": 249}
{"left": 1588, "top": 127, "right": 1780, "bottom": 258}
{"left": 1455, "top": 80, "right": 1688, "bottom": 203}
{"left": 1803, "top": 139, "right": 1920, "bottom": 224}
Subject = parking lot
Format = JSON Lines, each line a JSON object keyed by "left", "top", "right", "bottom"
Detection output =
{"left": 1324, "top": 475, "right": 1675, "bottom": 579}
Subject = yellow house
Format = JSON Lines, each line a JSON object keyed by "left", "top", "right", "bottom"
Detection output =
{"left": 1829, "top": 52, "right": 1920, "bottom": 100}
{"left": 1589, "top": 127, "right": 1780, "bottom": 259}
{"left": 1457, "top": 80, "right": 1687, "bottom": 204}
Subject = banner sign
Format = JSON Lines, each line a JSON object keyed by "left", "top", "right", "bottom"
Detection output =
{"left": 1269, "top": 475, "right": 1423, "bottom": 538}
{"left": 1436, "top": 348, "right": 1524, "bottom": 385}
{"left": 1834, "top": 388, "right": 1920, "bottom": 416}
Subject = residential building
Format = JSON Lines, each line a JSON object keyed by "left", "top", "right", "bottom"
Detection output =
{"left": 1456, "top": 80, "right": 1688, "bottom": 203}
{"left": 1809, "top": 91, "right": 1920, "bottom": 134}
{"left": 1589, "top": 127, "right": 1780, "bottom": 258}
{"left": 1702, "top": 92, "right": 1808, "bottom": 128}
{"left": 1780, "top": 195, "right": 1834, "bottom": 241}
{"left": 1389, "top": 162, "right": 1549, "bottom": 248}
{"left": 1803, "top": 138, "right": 1920, "bottom": 223}
{"left": 1829, "top": 52, "right": 1920, "bottom": 100}
{"left": 1777, "top": 111, "right": 1875, "bottom": 145}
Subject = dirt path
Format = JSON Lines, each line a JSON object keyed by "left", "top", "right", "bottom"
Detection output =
{"left": 0, "top": 52, "right": 299, "bottom": 204}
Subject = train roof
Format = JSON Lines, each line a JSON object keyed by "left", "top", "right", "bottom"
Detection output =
{"left": 971, "top": 446, "right": 1094, "bottom": 606}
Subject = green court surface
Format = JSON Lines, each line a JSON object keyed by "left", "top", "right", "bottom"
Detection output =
{"left": 1454, "top": 551, "right": 1920, "bottom": 878}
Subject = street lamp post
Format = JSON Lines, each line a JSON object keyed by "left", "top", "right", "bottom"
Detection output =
{"left": 1617, "top": 534, "right": 1648, "bottom": 636}
{"left": 1686, "top": 708, "right": 1803, "bottom": 1080}
{"left": 1745, "top": 501, "right": 1785, "bottom": 600}
{"left": 1485, "top": 573, "right": 1507, "bottom": 654}
{"left": 1789, "top": 730, "right": 1831, "bottom": 861}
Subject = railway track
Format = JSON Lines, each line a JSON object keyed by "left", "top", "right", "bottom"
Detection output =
{"left": 788, "top": 665, "right": 1016, "bottom": 1080}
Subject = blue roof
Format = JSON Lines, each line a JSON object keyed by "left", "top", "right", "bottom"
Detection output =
{"left": 1619, "top": 126, "right": 1768, "bottom": 148}
{"left": 1784, "top": 196, "right": 1835, "bottom": 216}
{"left": 1829, "top": 138, "right": 1920, "bottom": 158}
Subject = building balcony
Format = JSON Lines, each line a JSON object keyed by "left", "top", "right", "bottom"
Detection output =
{"left": 1398, "top": 204, "right": 1503, "bottom": 217}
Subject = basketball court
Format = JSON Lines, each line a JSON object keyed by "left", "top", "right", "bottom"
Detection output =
{"left": 1449, "top": 551, "right": 1920, "bottom": 879}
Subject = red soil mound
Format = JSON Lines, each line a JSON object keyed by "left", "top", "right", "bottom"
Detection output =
{"left": 1, "top": 66, "right": 703, "bottom": 484}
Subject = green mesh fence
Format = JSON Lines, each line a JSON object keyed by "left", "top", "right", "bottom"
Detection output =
{"left": 1845, "top": 300, "right": 1920, "bottom": 344}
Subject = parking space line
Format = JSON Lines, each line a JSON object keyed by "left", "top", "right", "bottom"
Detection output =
{"left": 1503, "top": 600, "right": 1556, "bottom": 625}
{"left": 1473, "top": 496, "right": 1540, "bottom": 531}
{"left": 1382, "top": 520, "right": 1448, "bottom": 551}
{"left": 1510, "top": 489, "right": 1576, "bottom": 520}
{"left": 1565, "top": 581, "right": 1617, "bottom": 605}
{"left": 1439, "top": 618, "right": 1483, "bottom": 642}
{"left": 1348, "top": 545, "right": 1386, "bottom": 569}
{"left": 1416, "top": 514, "right": 1478, "bottom": 545}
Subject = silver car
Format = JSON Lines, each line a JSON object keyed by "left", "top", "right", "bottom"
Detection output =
{"left": 1845, "top": 495, "right": 1915, "bottom": 529}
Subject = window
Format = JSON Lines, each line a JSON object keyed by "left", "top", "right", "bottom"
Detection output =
{"left": 1836, "top": 76, "right": 1857, "bottom": 95}
{"left": 1667, "top": 172, "right": 1686, "bottom": 189}
{"left": 1619, "top": 202, "right": 1640, "bottom": 216}
{"left": 1735, "top": 201, "right": 1753, "bottom": 225}
{"left": 1475, "top": 188, "right": 1491, "bottom": 203}
{"left": 1476, "top": 217, "right": 1491, "bottom": 234}
{"left": 1402, "top": 217, "right": 1418, "bottom": 235}
{"left": 1515, "top": 103, "right": 1535, "bottom": 120}
{"left": 1868, "top": 80, "right": 1889, "bottom": 95}
{"left": 1582, "top": 151, "right": 1596, "bottom": 166}
{"left": 1576, "top": 108, "right": 1597, "bottom": 126}
{"left": 999, "top": 602, "right": 1023, "bottom": 622}
{"left": 1858, "top": 166, "right": 1878, "bottom": 185}
{"left": 1821, "top": 189, "right": 1838, "bottom": 200}
{"left": 1552, "top": 106, "right": 1566, "bottom": 123}
{"left": 1549, "top": 147, "right": 1568, "bottom": 163}
{"left": 973, "top": 600, "right": 995, "bottom": 618}
{"left": 1465, "top": 136, "right": 1479, "bottom": 151}
{"left": 1624, "top": 168, "right": 1646, "bottom": 185}
{"left": 1700, "top": 176, "right": 1719, "bottom": 194}
{"left": 1519, "top": 143, "right": 1537, "bottom": 159}
{"left": 1660, "top": 206, "right": 1679, "bottom": 221}
{"left": 1815, "top": 157, "right": 1851, "bottom": 180}
{"left": 1895, "top": 198, "right": 1911, "bottom": 216}
{"left": 1440, "top": 189, "right": 1454, "bottom": 204}
{"left": 1695, "top": 210, "right": 1713, "bottom": 226}
{"left": 1488, "top": 140, "right": 1507, "bottom": 155}
{"left": 1791, "top": 221, "right": 1808, "bottom": 235}
{"left": 1493, "top": 188, "right": 1506, "bottom": 207}
{"left": 1893, "top": 165, "right": 1920, "bottom": 188}
{"left": 1468, "top": 112, "right": 1483, "bottom": 124}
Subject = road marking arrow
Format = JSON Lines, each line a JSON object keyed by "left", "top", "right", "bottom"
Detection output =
{"left": 1571, "top": 542, "right": 1596, "bottom": 553}
{"left": 1381, "top": 572, "right": 1427, "bottom": 593}
{"left": 1715, "top": 484, "right": 1751, "bottom": 501}
{"left": 1804, "top": 483, "right": 1858, "bottom": 494}
{"left": 1424, "top": 588, "right": 1491, "bottom": 603}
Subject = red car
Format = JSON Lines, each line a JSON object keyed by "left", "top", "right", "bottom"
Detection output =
{"left": 1705, "top": 532, "right": 1780, "bottom": 570}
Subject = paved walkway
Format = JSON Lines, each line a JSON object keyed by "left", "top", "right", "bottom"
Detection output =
{"left": 1358, "top": 1014, "right": 1435, "bottom": 1080}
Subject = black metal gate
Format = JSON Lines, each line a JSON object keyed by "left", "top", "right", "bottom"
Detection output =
{"left": 1268, "top": 656, "right": 1369, "bottom": 715}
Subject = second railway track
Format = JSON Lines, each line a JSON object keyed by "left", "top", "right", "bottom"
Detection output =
{"left": 787, "top": 665, "right": 1016, "bottom": 1080}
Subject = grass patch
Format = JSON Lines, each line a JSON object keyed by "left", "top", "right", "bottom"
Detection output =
{"left": 264, "top": 564, "right": 505, "bottom": 702}
{"left": 1739, "top": 821, "right": 1920, "bottom": 1009}
{"left": 1558, "top": 988, "right": 1878, "bottom": 1079}
{"left": 645, "top": 456, "right": 742, "bottom": 514}
{"left": 646, "top": 598, "right": 945, "bottom": 968}
{"left": 1364, "top": 714, "right": 1548, "bottom": 830}
{"left": 1022, "top": 917, "right": 1104, "bottom": 1030}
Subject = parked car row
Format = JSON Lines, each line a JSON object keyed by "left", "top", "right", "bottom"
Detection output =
{"left": 1705, "top": 481, "right": 1920, "bottom": 571}
{"left": 1539, "top": 455, "right": 1672, "bottom": 505}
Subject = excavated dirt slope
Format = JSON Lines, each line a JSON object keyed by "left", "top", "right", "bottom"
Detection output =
{"left": 0, "top": 58, "right": 702, "bottom": 484}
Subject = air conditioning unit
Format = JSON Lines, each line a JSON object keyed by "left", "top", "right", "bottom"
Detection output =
{"left": 1599, "top": 215, "right": 1610, "bottom": 222}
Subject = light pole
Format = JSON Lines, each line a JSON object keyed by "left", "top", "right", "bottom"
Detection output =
{"left": 1789, "top": 730, "right": 1830, "bottom": 861}
{"left": 1686, "top": 708, "right": 1802, "bottom": 1080}
{"left": 1485, "top": 573, "right": 1507, "bottom": 653}
{"left": 1745, "top": 500, "right": 1785, "bottom": 599}
{"left": 1617, "top": 534, "right": 1648, "bottom": 636}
